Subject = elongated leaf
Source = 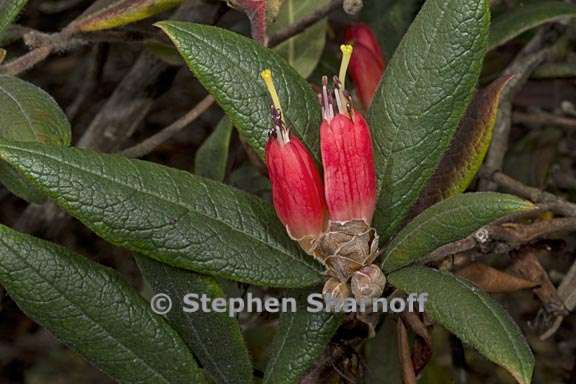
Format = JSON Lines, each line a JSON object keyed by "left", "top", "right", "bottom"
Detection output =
{"left": 0, "top": 224, "right": 205, "bottom": 384}
{"left": 368, "top": 0, "right": 490, "bottom": 240}
{"left": 263, "top": 291, "right": 342, "bottom": 384}
{"left": 66, "top": 0, "right": 183, "bottom": 33}
{"left": 158, "top": 22, "right": 321, "bottom": 159}
{"left": 489, "top": 1, "right": 576, "bottom": 50}
{"left": 0, "top": 0, "right": 28, "bottom": 38}
{"left": 269, "top": 0, "right": 329, "bottom": 78}
{"left": 410, "top": 75, "right": 512, "bottom": 216}
{"left": 382, "top": 193, "right": 534, "bottom": 272}
{"left": 388, "top": 266, "right": 534, "bottom": 384}
{"left": 0, "top": 75, "right": 70, "bottom": 203}
{"left": 194, "top": 116, "right": 233, "bottom": 181}
{"left": 137, "top": 257, "right": 253, "bottom": 384}
{"left": 0, "top": 141, "right": 323, "bottom": 287}
{"left": 362, "top": 315, "right": 402, "bottom": 384}
{"left": 359, "top": 0, "right": 422, "bottom": 57}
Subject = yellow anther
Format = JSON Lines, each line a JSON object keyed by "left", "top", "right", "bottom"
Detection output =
{"left": 338, "top": 44, "right": 354, "bottom": 91}
{"left": 261, "top": 69, "right": 283, "bottom": 117}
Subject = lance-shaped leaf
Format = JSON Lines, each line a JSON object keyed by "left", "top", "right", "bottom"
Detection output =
{"left": 158, "top": 22, "right": 321, "bottom": 159}
{"left": 65, "top": 0, "right": 183, "bottom": 33}
{"left": 388, "top": 266, "right": 534, "bottom": 384}
{"left": 0, "top": 141, "right": 323, "bottom": 288}
{"left": 410, "top": 75, "right": 512, "bottom": 216}
{"left": 269, "top": 0, "right": 329, "bottom": 78}
{"left": 194, "top": 116, "right": 233, "bottom": 181}
{"left": 0, "top": 224, "right": 205, "bottom": 384}
{"left": 263, "top": 291, "right": 343, "bottom": 384}
{"left": 0, "top": 0, "right": 29, "bottom": 38}
{"left": 137, "top": 257, "right": 253, "bottom": 384}
{"left": 368, "top": 0, "right": 490, "bottom": 241}
{"left": 489, "top": 1, "right": 576, "bottom": 50}
{"left": 382, "top": 193, "right": 534, "bottom": 273}
{"left": 0, "top": 75, "right": 71, "bottom": 203}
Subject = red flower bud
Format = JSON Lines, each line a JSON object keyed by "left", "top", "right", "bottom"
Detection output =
{"left": 266, "top": 133, "right": 327, "bottom": 240}
{"left": 318, "top": 51, "right": 377, "bottom": 225}
{"left": 320, "top": 111, "right": 376, "bottom": 224}
{"left": 345, "top": 23, "right": 386, "bottom": 110}
{"left": 261, "top": 70, "right": 328, "bottom": 243}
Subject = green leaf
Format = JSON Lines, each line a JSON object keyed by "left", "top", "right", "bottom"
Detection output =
{"left": 137, "top": 257, "right": 253, "bottom": 384}
{"left": 368, "top": 0, "right": 490, "bottom": 241}
{"left": 0, "top": 224, "right": 205, "bottom": 384}
{"left": 65, "top": 0, "right": 183, "bottom": 33}
{"left": 362, "top": 315, "right": 402, "bottom": 384}
{"left": 269, "top": 0, "right": 329, "bottom": 79}
{"left": 410, "top": 75, "right": 512, "bottom": 216}
{"left": 0, "top": 0, "right": 28, "bottom": 38}
{"left": 0, "top": 75, "right": 70, "bottom": 203}
{"left": 194, "top": 116, "right": 233, "bottom": 181}
{"left": 359, "top": 0, "right": 422, "bottom": 57}
{"left": 0, "top": 141, "right": 323, "bottom": 288}
{"left": 489, "top": 1, "right": 576, "bottom": 50}
{"left": 157, "top": 22, "right": 321, "bottom": 159}
{"left": 388, "top": 266, "right": 534, "bottom": 384}
{"left": 263, "top": 291, "right": 342, "bottom": 384}
{"left": 382, "top": 192, "right": 534, "bottom": 273}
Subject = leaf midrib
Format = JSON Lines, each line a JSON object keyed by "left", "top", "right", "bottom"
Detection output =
{"left": 0, "top": 144, "right": 320, "bottom": 276}
{"left": 264, "top": 312, "right": 296, "bottom": 383}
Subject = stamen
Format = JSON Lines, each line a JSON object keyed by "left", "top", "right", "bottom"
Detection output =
{"left": 321, "top": 76, "right": 330, "bottom": 120}
{"left": 332, "top": 76, "right": 344, "bottom": 115}
{"left": 343, "top": 90, "right": 353, "bottom": 117}
{"left": 271, "top": 106, "right": 290, "bottom": 144}
{"left": 334, "top": 87, "right": 343, "bottom": 115}
{"left": 338, "top": 44, "right": 353, "bottom": 91}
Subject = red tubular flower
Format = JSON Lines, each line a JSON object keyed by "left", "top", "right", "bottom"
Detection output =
{"left": 319, "top": 46, "right": 377, "bottom": 225}
{"left": 261, "top": 70, "right": 327, "bottom": 244}
{"left": 345, "top": 23, "right": 386, "bottom": 110}
{"left": 321, "top": 111, "right": 376, "bottom": 224}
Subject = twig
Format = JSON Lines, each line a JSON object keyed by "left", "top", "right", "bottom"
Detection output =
{"left": 268, "top": 0, "right": 343, "bottom": 47}
{"left": 479, "top": 29, "right": 566, "bottom": 191}
{"left": 488, "top": 218, "right": 576, "bottom": 244}
{"left": 513, "top": 111, "right": 576, "bottom": 129}
{"left": 0, "top": 46, "right": 53, "bottom": 75}
{"left": 397, "top": 319, "right": 417, "bottom": 384}
{"left": 479, "top": 168, "right": 576, "bottom": 217}
{"left": 119, "top": 95, "right": 215, "bottom": 158}
{"left": 424, "top": 204, "right": 576, "bottom": 265}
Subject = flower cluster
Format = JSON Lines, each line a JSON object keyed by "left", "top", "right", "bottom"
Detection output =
{"left": 261, "top": 34, "right": 386, "bottom": 302}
